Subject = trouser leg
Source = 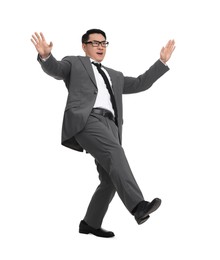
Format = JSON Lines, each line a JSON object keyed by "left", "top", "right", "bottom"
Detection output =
{"left": 83, "top": 161, "right": 116, "bottom": 228}
{"left": 75, "top": 114, "right": 144, "bottom": 216}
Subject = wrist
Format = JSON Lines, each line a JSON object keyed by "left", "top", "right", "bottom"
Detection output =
{"left": 40, "top": 53, "right": 51, "bottom": 59}
{"left": 160, "top": 58, "right": 167, "bottom": 65}
{"left": 40, "top": 53, "right": 51, "bottom": 61}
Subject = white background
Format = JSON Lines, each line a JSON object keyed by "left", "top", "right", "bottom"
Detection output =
{"left": 1, "top": 0, "right": 220, "bottom": 259}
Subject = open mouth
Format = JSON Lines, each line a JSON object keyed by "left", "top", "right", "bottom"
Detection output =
{"left": 97, "top": 52, "right": 103, "bottom": 56}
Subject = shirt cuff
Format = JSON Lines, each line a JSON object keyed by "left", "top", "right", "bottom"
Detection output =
{"left": 159, "top": 59, "right": 167, "bottom": 66}
{"left": 40, "top": 54, "right": 51, "bottom": 62}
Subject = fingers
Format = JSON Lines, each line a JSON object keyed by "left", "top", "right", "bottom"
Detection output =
{"left": 49, "top": 41, "right": 53, "bottom": 48}
{"left": 40, "top": 32, "right": 45, "bottom": 41}
{"left": 160, "top": 39, "right": 175, "bottom": 62}
{"left": 160, "top": 46, "right": 165, "bottom": 53}
{"left": 34, "top": 32, "right": 41, "bottom": 42}
{"left": 167, "top": 39, "right": 175, "bottom": 50}
{"left": 30, "top": 38, "right": 36, "bottom": 46}
{"left": 170, "top": 40, "right": 176, "bottom": 53}
{"left": 165, "top": 40, "right": 174, "bottom": 48}
{"left": 31, "top": 33, "right": 38, "bottom": 45}
{"left": 31, "top": 32, "right": 40, "bottom": 46}
{"left": 31, "top": 32, "right": 45, "bottom": 45}
{"left": 163, "top": 40, "right": 175, "bottom": 56}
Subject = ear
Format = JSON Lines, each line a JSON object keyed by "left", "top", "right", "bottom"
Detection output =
{"left": 82, "top": 43, "right": 86, "bottom": 52}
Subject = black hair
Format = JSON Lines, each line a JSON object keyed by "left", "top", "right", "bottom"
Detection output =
{"left": 81, "top": 29, "right": 106, "bottom": 43}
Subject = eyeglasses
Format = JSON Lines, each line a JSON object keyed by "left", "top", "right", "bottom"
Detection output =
{"left": 85, "top": 41, "right": 109, "bottom": 47}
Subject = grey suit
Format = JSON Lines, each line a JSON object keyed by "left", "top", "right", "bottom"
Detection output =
{"left": 38, "top": 55, "right": 169, "bottom": 228}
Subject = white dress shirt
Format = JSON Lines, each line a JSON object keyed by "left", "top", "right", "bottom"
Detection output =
{"left": 90, "top": 58, "right": 115, "bottom": 116}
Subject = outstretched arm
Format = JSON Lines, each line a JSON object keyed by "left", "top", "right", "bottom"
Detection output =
{"left": 31, "top": 32, "right": 53, "bottom": 59}
{"left": 123, "top": 39, "right": 175, "bottom": 94}
{"left": 31, "top": 32, "right": 71, "bottom": 81}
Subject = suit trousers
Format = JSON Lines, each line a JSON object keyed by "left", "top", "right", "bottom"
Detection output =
{"left": 75, "top": 112, "right": 144, "bottom": 228}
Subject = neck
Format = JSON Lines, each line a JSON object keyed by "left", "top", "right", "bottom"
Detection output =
{"left": 86, "top": 55, "right": 103, "bottom": 63}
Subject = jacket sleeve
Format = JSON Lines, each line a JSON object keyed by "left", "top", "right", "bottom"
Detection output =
{"left": 37, "top": 54, "right": 71, "bottom": 81}
{"left": 123, "top": 59, "right": 169, "bottom": 94}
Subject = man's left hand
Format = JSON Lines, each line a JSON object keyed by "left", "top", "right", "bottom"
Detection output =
{"left": 160, "top": 40, "right": 175, "bottom": 64}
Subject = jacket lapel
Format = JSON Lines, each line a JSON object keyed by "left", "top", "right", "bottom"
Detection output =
{"left": 78, "top": 56, "right": 97, "bottom": 88}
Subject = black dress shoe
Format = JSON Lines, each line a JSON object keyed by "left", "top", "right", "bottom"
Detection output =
{"left": 134, "top": 198, "right": 162, "bottom": 225}
{"left": 79, "top": 220, "right": 115, "bottom": 238}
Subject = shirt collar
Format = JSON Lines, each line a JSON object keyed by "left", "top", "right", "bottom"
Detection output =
{"left": 90, "top": 58, "right": 101, "bottom": 66}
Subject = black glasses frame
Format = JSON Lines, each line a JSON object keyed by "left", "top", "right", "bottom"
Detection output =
{"left": 85, "top": 41, "right": 109, "bottom": 47}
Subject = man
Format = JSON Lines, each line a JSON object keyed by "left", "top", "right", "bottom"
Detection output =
{"left": 31, "top": 29, "right": 175, "bottom": 238}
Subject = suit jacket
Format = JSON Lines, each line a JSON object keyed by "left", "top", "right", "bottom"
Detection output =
{"left": 38, "top": 55, "right": 169, "bottom": 152}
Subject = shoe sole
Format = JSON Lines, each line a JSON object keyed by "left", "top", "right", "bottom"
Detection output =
{"left": 138, "top": 215, "right": 150, "bottom": 225}
{"left": 79, "top": 228, "right": 115, "bottom": 238}
{"left": 136, "top": 198, "right": 162, "bottom": 225}
{"left": 79, "top": 229, "right": 90, "bottom": 234}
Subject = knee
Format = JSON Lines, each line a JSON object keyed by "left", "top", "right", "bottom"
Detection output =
{"left": 98, "top": 180, "right": 116, "bottom": 198}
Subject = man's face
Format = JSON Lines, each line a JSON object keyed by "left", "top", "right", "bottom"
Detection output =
{"left": 82, "top": 33, "right": 107, "bottom": 62}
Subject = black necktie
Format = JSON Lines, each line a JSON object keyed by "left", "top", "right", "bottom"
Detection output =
{"left": 92, "top": 62, "right": 118, "bottom": 124}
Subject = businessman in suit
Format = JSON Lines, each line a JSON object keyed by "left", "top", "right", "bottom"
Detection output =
{"left": 31, "top": 29, "right": 175, "bottom": 238}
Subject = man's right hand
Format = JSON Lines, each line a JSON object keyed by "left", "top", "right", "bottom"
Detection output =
{"left": 31, "top": 32, "right": 53, "bottom": 59}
